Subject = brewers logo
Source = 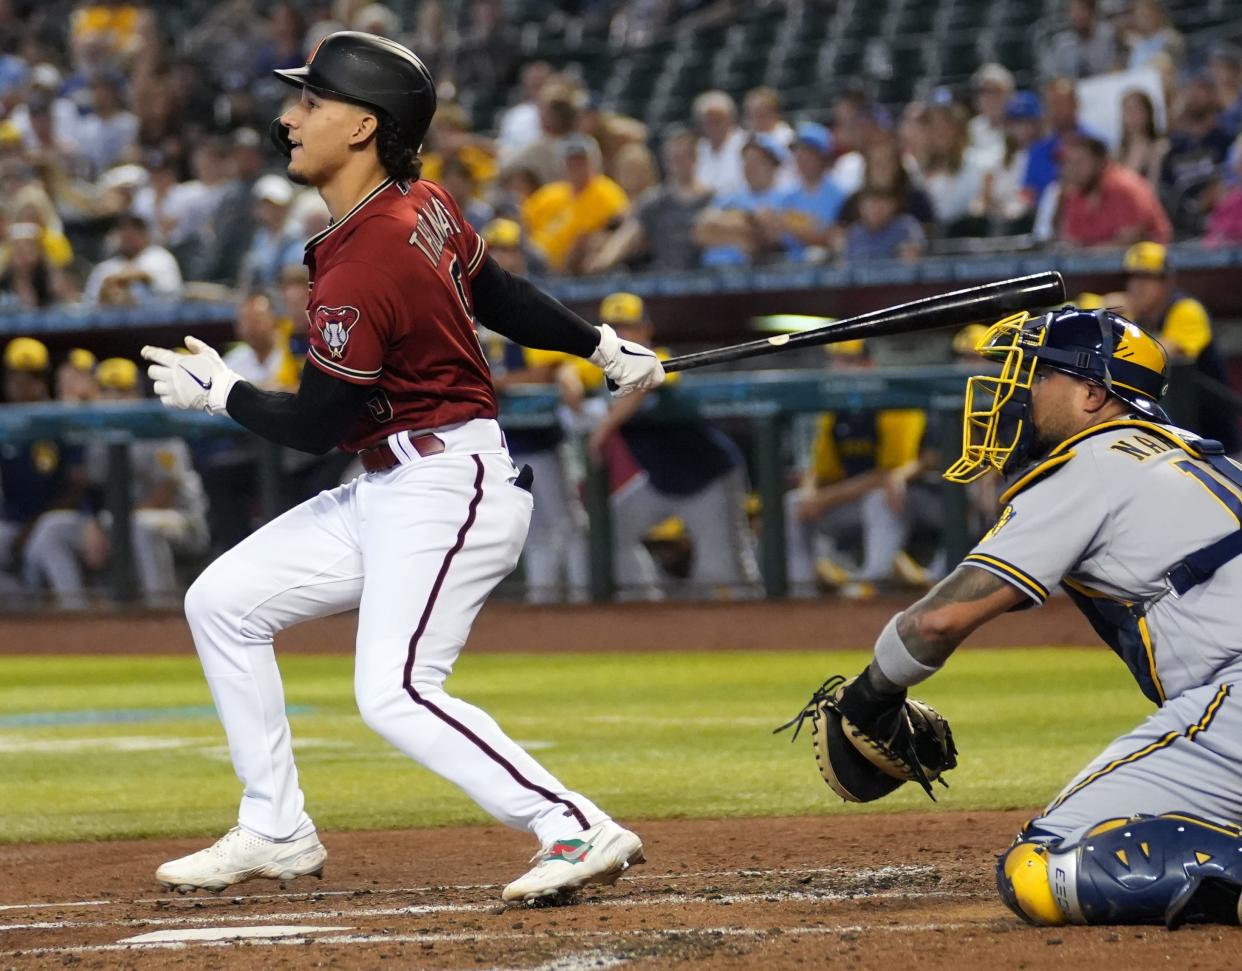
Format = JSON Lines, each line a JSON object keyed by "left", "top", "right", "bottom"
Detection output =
{"left": 982, "top": 504, "right": 1015, "bottom": 543}
{"left": 315, "top": 305, "right": 361, "bottom": 359}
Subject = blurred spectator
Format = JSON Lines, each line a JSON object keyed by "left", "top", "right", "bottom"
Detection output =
{"left": 841, "top": 186, "right": 926, "bottom": 261}
{"left": 9, "top": 64, "right": 81, "bottom": 154}
{"left": 1122, "top": 241, "right": 1240, "bottom": 452}
{"left": 1057, "top": 133, "right": 1171, "bottom": 246}
{"left": 578, "top": 93, "right": 648, "bottom": 180}
{"left": 839, "top": 135, "right": 936, "bottom": 228}
{"left": 132, "top": 150, "right": 214, "bottom": 255}
{"left": 1205, "top": 136, "right": 1242, "bottom": 244}
{"left": 922, "top": 101, "right": 990, "bottom": 235}
{"left": 613, "top": 142, "right": 659, "bottom": 206}
{"left": 584, "top": 127, "right": 712, "bottom": 274}
{"left": 452, "top": 0, "right": 520, "bottom": 98}
{"left": 523, "top": 135, "right": 628, "bottom": 274}
{"left": 783, "top": 342, "right": 934, "bottom": 599}
{"left": 440, "top": 155, "right": 494, "bottom": 230}
{"left": 481, "top": 216, "right": 546, "bottom": 276}
{"left": 968, "top": 63, "right": 1016, "bottom": 169}
{"left": 1124, "top": 0, "right": 1183, "bottom": 71}
{"left": 11, "top": 184, "right": 73, "bottom": 270}
{"left": 0, "top": 337, "right": 99, "bottom": 607}
{"left": 1040, "top": 0, "right": 1119, "bottom": 81}
{"left": 693, "top": 90, "right": 746, "bottom": 197}
{"left": 0, "top": 223, "right": 61, "bottom": 308}
{"left": 502, "top": 78, "right": 579, "bottom": 186}
{"left": 421, "top": 102, "right": 497, "bottom": 186}
{"left": 831, "top": 93, "right": 895, "bottom": 196}
{"left": 55, "top": 348, "right": 99, "bottom": 403}
{"left": 898, "top": 100, "right": 932, "bottom": 177}
{"left": 83, "top": 213, "right": 183, "bottom": 305}
{"left": 1160, "top": 75, "right": 1232, "bottom": 234}
{"left": 694, "top": 133, "right": 789, "bottom": 266}
{"left": 777, "top": 122, "right": 846, "bottom": 258}
{"left": 238, "top": 174, "right": 301, "bottom": 290}
{"left": 1117, "top": 89, "right": 1169, "bottom": 185}
{"left": 223, "top": 292, "right": 300, "bottom": 391}
{"left": 497, "top": 61, "right": 552, "bottom": 164}
{"left": 978, "top": 91, "right": 1042, "bottom": 233}
{"left": 1025, "top": 77, "right": 1091, "bottom": 204}
{"left": 76, "top": 73, "right": 140, "bottom": 176}
{"left": 743, "top": 85, "right": 796, "bottom": 188}
{"left": 1209, "top": 46, "right": 1242, "bottom": 138}
{"left": 572, "top": 292, "right": 758, "bottom": 600}
{"left": 18, "top": 83, "right": 87, "bottom": 180}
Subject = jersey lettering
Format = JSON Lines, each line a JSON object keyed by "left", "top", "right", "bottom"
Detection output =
{"left": 366, "top": 388, "right": 394, "bottom": 423}
{"left": 1110, "top": 434, "right": 1178, "bottom": 462}
{"left": 408, "top": 196, "right": 462, "bottom": 266}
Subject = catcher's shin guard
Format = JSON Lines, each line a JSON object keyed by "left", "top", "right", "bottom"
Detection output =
{"left": 997, "top": 813, "right": 1242, "bottom": 928}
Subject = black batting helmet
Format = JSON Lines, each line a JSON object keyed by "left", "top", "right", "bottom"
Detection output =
{"left": 270, "top": 31, "right": 436, "bottom": 158}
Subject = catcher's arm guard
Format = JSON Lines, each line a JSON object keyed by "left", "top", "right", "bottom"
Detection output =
{"left": 775, "top": 673, "right": 958, "bottom": 803}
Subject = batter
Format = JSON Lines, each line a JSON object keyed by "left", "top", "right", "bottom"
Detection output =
{"left": 141, "top": 31, "right": 661, "bottom": 903}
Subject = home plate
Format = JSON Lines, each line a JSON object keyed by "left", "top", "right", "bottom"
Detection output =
{"left": 119, "top": 925, "right": 350, "bottom": 944}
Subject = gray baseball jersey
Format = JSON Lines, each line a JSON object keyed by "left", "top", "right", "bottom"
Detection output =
{"left": 965, "top": 418, "right": 1242, "bottom": 704}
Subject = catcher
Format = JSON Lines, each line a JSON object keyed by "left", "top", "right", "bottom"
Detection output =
{"left": 782, "top": 306, "right": 1242, "bottom": 928}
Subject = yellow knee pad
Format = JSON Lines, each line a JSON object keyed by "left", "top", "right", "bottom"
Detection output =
{"left": 996, "top": 841, "right": 1067, "bottom": 926}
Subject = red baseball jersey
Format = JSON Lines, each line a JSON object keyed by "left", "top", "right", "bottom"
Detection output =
{"left": 303, "top": 178, "right": 497, "bottom": 451}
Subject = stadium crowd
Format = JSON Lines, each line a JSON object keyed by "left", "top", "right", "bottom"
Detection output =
{"left": 0, "top": 0, "right": 1233, "bottom": 309}
{"left": 1, "top": 0, "right": 1241, "bottom": 607}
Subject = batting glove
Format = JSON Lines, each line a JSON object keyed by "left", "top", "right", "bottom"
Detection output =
{"left": 141, "top": 336, "right": 241, "bottom": 416}
{"left": 589, "top": 324, "right": 665, "bottom": 397}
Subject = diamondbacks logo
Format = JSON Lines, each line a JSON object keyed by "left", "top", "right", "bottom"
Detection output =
{"left": 315, "top": 305, "right": 360, "bottom": 359}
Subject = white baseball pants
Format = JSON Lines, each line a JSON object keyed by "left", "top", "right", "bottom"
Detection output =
{"left": 184, "top": 419, "right": 606, "bottom": 846}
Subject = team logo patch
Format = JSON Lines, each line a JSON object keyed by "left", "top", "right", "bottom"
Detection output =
{"left": 545, "top": 839, "right": 592, "bottom": 864}
{"left": 982, "top": 504, "right": 1015, "bottom": 543}
{"left": 315, "top": 304, "right": 361, "bottom": 359}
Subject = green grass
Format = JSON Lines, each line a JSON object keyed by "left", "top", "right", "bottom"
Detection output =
{"left": 0, "top": 649, "right": 1153, "bottom": 843}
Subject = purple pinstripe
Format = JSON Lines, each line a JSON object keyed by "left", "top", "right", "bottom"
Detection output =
{"left": 401, "top": 454, "right": 590, "bottom": 831}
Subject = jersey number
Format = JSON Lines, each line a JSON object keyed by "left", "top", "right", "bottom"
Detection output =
{"left": 1174, "top": 459, "right": 1242, "bottom": 525}
{"left": 449, "top": 256, "right": 472, "bottom": 320}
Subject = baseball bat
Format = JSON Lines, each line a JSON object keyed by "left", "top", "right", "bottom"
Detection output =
{"left": 660, "top": 271, "right": 1066, "bottom": 373}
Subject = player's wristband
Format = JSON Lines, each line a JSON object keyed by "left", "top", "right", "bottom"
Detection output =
{"left": 872, "top": 615, "right": 940, "bottom": 688}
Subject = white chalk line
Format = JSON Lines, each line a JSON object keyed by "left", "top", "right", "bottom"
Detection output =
{"left": 1, "top": 886, "right": 964, "bottom": 933}
{"left": 2, "top": 920, "right": 984, "bottom": 958}
{"left": 0, "top": 863, "right": 938, "bottom": 913}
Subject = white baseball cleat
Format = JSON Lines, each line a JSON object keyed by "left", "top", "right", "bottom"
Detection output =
{"left": 502, "top": 820, "right": 645, "bottom": 903}
{"left": 155, "top": 826, "right": 327, "bottom": 893}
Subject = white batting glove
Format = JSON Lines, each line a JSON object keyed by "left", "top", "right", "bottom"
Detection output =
{"left": 588, "top": 324, "right": 665, "bottom": 397}
{"left": 140, "top": 336, "right": 241, "bottom": 415}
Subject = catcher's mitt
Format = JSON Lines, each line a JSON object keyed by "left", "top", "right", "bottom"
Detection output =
{"left": 775, "top": 672, "right": 957, "bottom": 803}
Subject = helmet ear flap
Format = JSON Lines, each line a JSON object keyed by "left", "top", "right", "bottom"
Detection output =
{"left": 269, "top": 117, "right": 294, "bottom": 159}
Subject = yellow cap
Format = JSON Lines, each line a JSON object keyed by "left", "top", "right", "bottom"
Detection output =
{"left": 4, "top": 337, "right": 50, "bottom": 372}
{"left": 1075, "top": 291, "right": 1106, "bottom": 310}
{"left": 482, "top": 218, "right": 522, "bottom": 249}
{"left": 67, "top": 347, "right": 97, "bottom": 372}
{"left": 0, "top": 120, "right": 21, "bottom": 146}
{"left": 600, "top": 292, "right": 645, "bottom": 325}
{"left": 952, "top": 324, "right": 989, "bottom": 357}
{"left": 96, "top": 357, "right": 138, "bottom": 391}
{"left": 828, "top": 339, "right": 866, "bottom": 357}
{"left": 1123, "top": 241, "right": 1168, "bottom": 276}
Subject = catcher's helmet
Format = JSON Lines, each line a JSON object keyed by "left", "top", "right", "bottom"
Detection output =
{"left": 945, "top": 306, "right": 1170, "bottom": 482}
{"left": 270, "top": 31, "right": 436, "bottom": 157}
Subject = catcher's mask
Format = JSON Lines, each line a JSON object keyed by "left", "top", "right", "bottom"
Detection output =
{"left": 944, "top": 306, "right": 1170, "bottom": 483}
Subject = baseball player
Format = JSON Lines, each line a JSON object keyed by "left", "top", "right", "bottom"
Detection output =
{"left": 570, "top": 292, "right": 759, "bottom": 600}
{"left": 139, "top": 32, "right": 661, "bottom": 903}
{"left": 809, "top": 306, "right": 1242, "bottom": 927}
{"left": 783, "top": 342, "right": 934, "bottom": 599}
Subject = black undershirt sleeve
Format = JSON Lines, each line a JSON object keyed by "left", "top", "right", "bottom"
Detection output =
{"left": 470, "top": 256, "right": 601, "bottom": 358}
{"left": 225, "top": 363, "right": 370, "bottom": 454}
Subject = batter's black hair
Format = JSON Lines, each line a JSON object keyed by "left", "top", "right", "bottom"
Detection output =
{"left": 375, "top": 110, "right": 423, "bottom": 183}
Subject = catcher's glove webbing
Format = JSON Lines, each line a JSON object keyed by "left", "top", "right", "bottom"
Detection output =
{"left": 775, "top": 673, "right": 958, "bottom": 803}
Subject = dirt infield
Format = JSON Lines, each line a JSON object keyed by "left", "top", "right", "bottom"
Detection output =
{"left": 2, "top": 813, "right": 1238, "bottom": 970}
{"left": 0, "top": 595, "right": 1097, "bottom": 655}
